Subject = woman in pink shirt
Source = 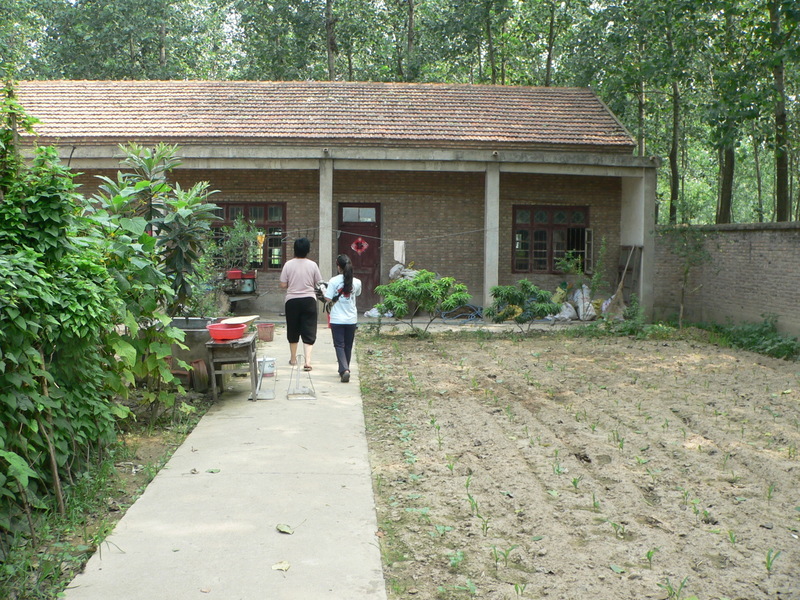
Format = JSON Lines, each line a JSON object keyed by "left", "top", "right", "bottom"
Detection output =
{"left": 279, "top": 238, "right": 322, "bottom": 371}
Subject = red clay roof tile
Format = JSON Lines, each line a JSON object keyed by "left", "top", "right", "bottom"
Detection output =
{"left": 15, "top": 80, "right": 634, "bottom": 152}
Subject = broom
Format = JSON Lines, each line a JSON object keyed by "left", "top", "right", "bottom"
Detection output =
{"left": 604, "top": 247, "right": 635, "bottom": 320}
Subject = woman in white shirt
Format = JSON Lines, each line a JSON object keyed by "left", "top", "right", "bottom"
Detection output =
{"left": 324, "top": 254, "right": 362, "bottom": 383}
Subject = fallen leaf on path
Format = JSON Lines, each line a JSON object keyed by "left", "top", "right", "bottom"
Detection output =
{"left": 206, "top": 468, "right": 220, "bottom": 474}
{"left": 276, "top": 524, "right": 294, "bottom": 534}
{"left": 272, "top": 561, "right": 290, "bottom": 571}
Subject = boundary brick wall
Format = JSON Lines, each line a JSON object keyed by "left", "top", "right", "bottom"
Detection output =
{"left": 654, "top": 223, "right": 800, "bottom": 337}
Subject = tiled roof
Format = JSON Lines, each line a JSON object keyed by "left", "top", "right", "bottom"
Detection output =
{"left": 15, "top": 80, "right": 634, "bottom": 152}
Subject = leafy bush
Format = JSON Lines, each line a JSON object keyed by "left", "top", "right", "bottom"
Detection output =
{"left": 375, "top": 270, "right": 471, "bottom": 333}
{"left": 703, "top": 315, "right": 800, "bottom": 360}
{"left": 483, "top": 280, "right": 559, "bottom": 332}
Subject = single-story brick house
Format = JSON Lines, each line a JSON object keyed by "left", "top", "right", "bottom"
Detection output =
{"left": 16, "top": 80, "right": 659, "bottom": 316}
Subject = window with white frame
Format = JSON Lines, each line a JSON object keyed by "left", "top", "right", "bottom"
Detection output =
{"left": 512, "top": 205, "right": 593, "bottom": 274}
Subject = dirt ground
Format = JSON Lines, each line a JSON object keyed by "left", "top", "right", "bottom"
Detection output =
{"left": 357, "top": 326, "right": 800, "bottom": 600}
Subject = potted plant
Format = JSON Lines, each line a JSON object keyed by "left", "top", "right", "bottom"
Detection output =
{"left": 217, "top": 217, "right": 262, "bottom": 280}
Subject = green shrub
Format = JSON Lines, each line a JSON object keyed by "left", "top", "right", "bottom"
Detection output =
{"left": 375, "top": 270, "right": 471, "bottom": 333}
{"left": 703, "top": 315, "right": 799, "bottom": 360}
{"left": 483, "top": 280, "right": 559, "bottom": 332}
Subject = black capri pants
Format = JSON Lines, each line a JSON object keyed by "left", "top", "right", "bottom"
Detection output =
{"left": 285, "top": 297, "right": 318, "bottom": 345}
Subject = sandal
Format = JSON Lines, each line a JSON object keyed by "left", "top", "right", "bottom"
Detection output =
{"left": 303, "top": 365, "right": 312, "bottom": 371}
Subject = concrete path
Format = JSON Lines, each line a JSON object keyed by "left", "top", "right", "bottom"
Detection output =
{"left": 65, "top": 324, "right": 387, "bottom": 600}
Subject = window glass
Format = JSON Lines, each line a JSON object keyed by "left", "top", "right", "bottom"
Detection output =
{"left": 249, "top": 206, "right": 265, "bottom": 222}
{"left": 342, "top": 207, "right": 359, "bottom": 222}
{"left": 532, "top": 230, "right": 548, "bottom": 271}
{"left": 514, "top": 230, "right": 530, "bottom": 271}
{"left": 516, "top": 209, "right": 531, "bottom": 224}
{"left": 534, "top": 210, "right": 549, "bottom": 224}
{"left": 229, "top": 206, "right": 244, "bottom": 220}
{"left": 571, "top": 210, "right": 586, "bottom": 224}
{"left": 358, "top": 207, "right": 376, "bottom": 222}
{"left": 553, "top": 211, "right": 567, "bottom": 224}
{"left": 268, "top": 205, "right": 283, "bottom": 222}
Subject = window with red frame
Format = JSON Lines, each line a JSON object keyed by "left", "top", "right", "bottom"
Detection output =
{"left": 213, "top": 203, "right": 286, "bottom": 270}
{"left": 512, "top": 205, "right": 593, "bottom": 274}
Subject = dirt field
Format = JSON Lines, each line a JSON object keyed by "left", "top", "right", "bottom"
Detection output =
{"left": 358, "top": 327, "right": 800, "bottom": 600}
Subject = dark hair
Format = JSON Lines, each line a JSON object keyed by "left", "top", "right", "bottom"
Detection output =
{"left": 293, "top": 237, "right": 311, "bottom": 258}
{"left": 336, "top": 254, "right": 353, "bottom": 296}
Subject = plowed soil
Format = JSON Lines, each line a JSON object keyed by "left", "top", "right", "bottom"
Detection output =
{"left": 358, "top": 328, "right": 800, "bottom": 600}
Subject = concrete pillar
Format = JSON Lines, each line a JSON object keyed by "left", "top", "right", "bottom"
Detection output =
{"left": 319, "top": 158, "right": 334, "bottom": 275}
{"left": 483, "top": 162, "right": 500, "bottom": 308}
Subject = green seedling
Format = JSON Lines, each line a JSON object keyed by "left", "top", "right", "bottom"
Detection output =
{"left": 500, "top": 544, "right": 518, "bottom": 566}
{"left": 448, "top": 549, "right": 465, "bottom": 569}
{"left": 479, "top": 513, "right": 491, "bottom": 535}
{"left": 645, "top": 547, "right": 659, "bottom": 569}
{"left": 646, "top": 468, "right": 661, "bottom": 483}
{"left": 765, "top": 548, "right": 781, "bottom": 575}
{"left": 429, "top": 524, "right": 453, "bottom": 538}
{"left": 658, "top": 576, "right": 690, "bottom": 600}
{"left": 727, "top": 530, "right": 737, "bottom": 546}
{"left": 490, "top": 545, "right": 501, "bottom": 570}
{"left": 514, "top": 582, "right": 528, "bottom": 596}
{"left": 553, "top": 462, "right": 565, "bottom": 475}
{"left": 445, "top": 454, "right": 459, "bottom": 474}
{"left": 767, "top": 482, "right": 776, "bottom": 502}
{"left": 591, "top": 492, "right": 601, "bottom": 512}
{"left": 606, "top": 520, "right": 626, "bottom": 539}
{"left": 571, "top": 475, "right": 583, "bottom": 490}
{"left": 466, "top": 492, "right": 479, "bottom": 515}
{"left": 405, "top": 506, "right": 431, "bottom": 523}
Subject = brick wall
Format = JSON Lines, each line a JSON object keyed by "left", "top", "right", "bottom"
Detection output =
{"left": 654, "top": 223, "right": 800, "bottom": 337}
{"left": 334, "top": 170, "right": 485, "bottom": 297}
{"left": 73, "top": 167, "right": 626, "bottom": 313}
{"left": 499, "top": 173, "right": 622, "bottom": 299}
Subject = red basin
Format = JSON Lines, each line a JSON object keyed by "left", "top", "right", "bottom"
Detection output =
{"left": 207, "top": 323, "right": 247, "bottom": 341}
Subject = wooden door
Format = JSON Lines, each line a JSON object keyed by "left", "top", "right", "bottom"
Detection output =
{"left": 338, "top": 204, "right": 381, "bottom": 310}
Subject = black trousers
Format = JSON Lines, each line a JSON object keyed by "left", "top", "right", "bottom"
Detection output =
{"left": 285, "top": 297, "right": 318, "bottom": 344}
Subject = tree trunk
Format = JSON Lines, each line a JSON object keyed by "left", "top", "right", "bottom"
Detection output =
{"left": 159, "top": 22, "right": 167, "bottom": 70}
{"left": 716, "top": 144, "right": 735, "bottom": 224}
{"left": 544, "top": 3, "right": 556, "bottom": 87}
{"left": 769, "top": 1, "right": 790, "bottom": 221}
{"left": 485, "top": 9, "right": 496, "bottom": 84}
{"left": 406, "top": 0, "right": 415, "bottom": 80}
{"left": 752, "top": 128, "right": 764, "bottom": 222}
{"left": 637, "top": 78, "right": 645, "bottom": 157}
{"left": 325, "top": 0, "right": 337, "bottom": 81}
{"left": 668, "top": 79, "right": 680, "bottom": 224}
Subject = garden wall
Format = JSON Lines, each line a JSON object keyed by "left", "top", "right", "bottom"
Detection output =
{"left": 653, "top": 223, "right": 800, "bottom": 337}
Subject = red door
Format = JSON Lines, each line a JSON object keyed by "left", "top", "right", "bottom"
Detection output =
{"left": 338, "top": 204, "right": 381, "bottom": 310}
